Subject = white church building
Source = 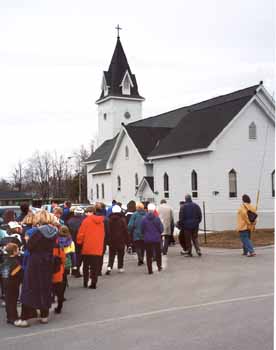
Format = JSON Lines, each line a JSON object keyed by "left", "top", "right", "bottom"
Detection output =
{"left": 85, "top": 35, "right": 275, "bottom": 231}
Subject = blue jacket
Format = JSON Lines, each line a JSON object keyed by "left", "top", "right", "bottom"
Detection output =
{"left": 141, "top": 213, "right": 163, "bottom": 243}
{"left": 128, "top": 210, "right": 146, "bottom": 241}
{"left": 179, "top": 200, "right": 202, "bottom": 230}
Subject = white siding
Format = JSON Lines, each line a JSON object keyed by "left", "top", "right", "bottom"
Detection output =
{"left": 111, "top": 134, "right": 147, "bottom": 205}
{"left": 153, "top": 100, "right": 275, "bottom": 230}
{"left": 98, "top": 99, "right": 143, "bottom": 146}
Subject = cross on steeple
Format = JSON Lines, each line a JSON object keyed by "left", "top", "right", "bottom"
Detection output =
{"left": 115, "top": 24, "right": 122, "bottom": 39}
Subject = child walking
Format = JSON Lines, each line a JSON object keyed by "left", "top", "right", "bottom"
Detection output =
{"left": 0, "top": 243, "right": 22, "bottom": 324}
{"left": 52, "top": 239, "right": 66, "bottom": 314}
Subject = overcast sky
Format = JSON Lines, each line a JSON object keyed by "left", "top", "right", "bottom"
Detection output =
{"left": 0, "top": 0, "right": 274, "bottom": 180}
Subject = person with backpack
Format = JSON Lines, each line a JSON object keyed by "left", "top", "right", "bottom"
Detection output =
{"left": 57, "top": 226, "right": 76, "bottom": 295}
{"left": 237, "top": 194, "right": 257, "bottom": 257}
{"left": 52, "top": 237, "right": 66, "bottom": 314}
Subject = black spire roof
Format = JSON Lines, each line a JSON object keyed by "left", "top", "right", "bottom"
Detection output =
{"left": 96, "top": 38, "right": 144, "bottom": 102}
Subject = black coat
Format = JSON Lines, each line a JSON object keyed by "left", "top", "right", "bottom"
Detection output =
{"left": 179, "top": 200, "right": 202, "bottom": 230}
{"left": 107, "top": 213, "right": 129, "bottom": 250}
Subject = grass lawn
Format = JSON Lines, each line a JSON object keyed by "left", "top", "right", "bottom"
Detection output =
{"left": 198, "top": 229, "right": 274, "bottom": 249}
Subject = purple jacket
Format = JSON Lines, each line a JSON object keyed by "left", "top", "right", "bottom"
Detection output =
{"left": 141, "top": 213, "right": 163, "bottom": 243}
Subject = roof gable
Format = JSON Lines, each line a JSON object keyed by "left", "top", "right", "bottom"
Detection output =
{"left": 124, "top": 125, "right": 172, "bottom": 160}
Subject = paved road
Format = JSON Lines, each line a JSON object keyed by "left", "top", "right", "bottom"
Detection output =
{"left": 0, "top": 245, "right": 274, "bottom": 350}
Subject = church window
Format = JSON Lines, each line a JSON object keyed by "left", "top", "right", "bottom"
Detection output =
{"left": 229, "top": 169, "right": 237, "bottom": 198}
{"left": 117, "top": 176, "right": 121, "bottom": 191}
{"left": 191, "top": 170, "right": 198, "bottom": 198}
{"left": 122, "top": 76, "right": 131, "bottom": 95}
{"left": 135, "top": 173, "right": 139, "bottom": 191}
{"left": 164, "top": 172, "right": 169, "bottom": 198}
{"left": 125, "top": 146, "right": 129, "bottom": 159}
{"left": 104, "top": 85, "right": 108, "bottom": 97}
{"left": 101, "top": 183, "right": 105, "bottom": 199}
{"left": 96, "top": 184, "right": 99, "bottom": 199}
{"left": 272, "top": 170, "right": 275, "bottom": 197}
{"left": 249, "top": 122, "right": 257, "bottom": 139}
{"left": 103, "top": 113, "right": 107, "bottom": 120}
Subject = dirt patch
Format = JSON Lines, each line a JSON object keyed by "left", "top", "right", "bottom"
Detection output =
{"left": 198, "top": 229, "right": 274, "bottom": 249}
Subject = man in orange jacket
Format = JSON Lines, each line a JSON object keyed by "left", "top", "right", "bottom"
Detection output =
{"left": 77, "top": 207, "right": 105, "bottom": 289}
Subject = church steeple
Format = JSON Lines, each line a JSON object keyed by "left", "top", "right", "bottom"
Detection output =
{"left": 96, "top": 30, "right": 144, "bottom": 146}
{"left": 96, "top": 35, "right": 144, "bottom": 103}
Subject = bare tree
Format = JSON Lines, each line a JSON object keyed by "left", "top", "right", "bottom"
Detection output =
{"left": 12, "top": 161, "right": 24, "bottom": 191}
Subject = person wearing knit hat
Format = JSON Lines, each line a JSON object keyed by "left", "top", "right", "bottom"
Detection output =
{"left": 106, "top": 206, "right": 129, "bottom": 275}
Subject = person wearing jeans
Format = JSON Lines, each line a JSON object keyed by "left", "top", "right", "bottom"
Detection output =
{"left": 141, "top": 203, "right": 164, "bottom": 274}
{"left": 237, "top": 194, "right": 257, "bottom": 257}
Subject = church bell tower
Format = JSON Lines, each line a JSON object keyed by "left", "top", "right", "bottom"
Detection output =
{"left": 96, "top": 26, "right": 145, "bottom": 146}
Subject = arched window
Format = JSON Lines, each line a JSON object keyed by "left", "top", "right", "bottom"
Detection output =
{"left": 135, "top": 173, "right": 139, "bottom": 191}
{"left": 272, "top": 170, "right": 275, "bottom": 197}
{"left": 229, "top": 169, "right": 237, "bottom": 198}
{"left": 191, "top": 170, "right": 198, "bottom": 198}
{"left": 96, "top": 184, "right": 99, "bottom": 199}
{"left": 117, "top": 176, "right": 121, "bottom": 191}
{"left": 249, "top": 122, "right": 257, "bottom": 139}
{"left": 125, "top": 146, "right": 129, "bottom": 159}
{"left": 101, "top": 183, "right": 105, "bottom": 199}
{"left": 164, "top": 172, "right": 169, "bottom": 198}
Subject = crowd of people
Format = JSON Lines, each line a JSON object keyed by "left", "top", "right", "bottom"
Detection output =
{"left": 0, "top": 193, "right": 257, "bottom": 327}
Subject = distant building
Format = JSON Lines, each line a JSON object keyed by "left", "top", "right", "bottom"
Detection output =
{"left": 0, "top": 191, "right": 39, "bottom": 206}
{"left": 84, "top": 35, "right": 275, "bottom": 231}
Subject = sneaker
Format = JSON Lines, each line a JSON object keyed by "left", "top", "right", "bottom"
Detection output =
{"left": 54, "top": 307, "right": 62, "bottom": 314}
{"left": 105, "top": 267, "right": 111, "bottom": 275}
{"left": 127, "top": 247, "right": 132, "bottom": 254}
{"left": 180, "top": 251, "right": 188, "bottom": 255}
{"left": 148, "top": 271, "right": 153, "bottom": 275}
{"left": 118, "top": 268, "right": 125, "bottom": 273}
{"left": 14, "top": 319, "right": 29, "bottom": 327}
{"left": 137, "top": 261, "right": 144, "bottom": 266}
{"left": 197, "top": 251, "right": 202, "bottom": 257}
{"left": 247, "top": 252, "right": 256, "bottom": 257}
{"left": 40, "top": 317, "right": 48, "bottom": 324}
{"left": 1, "top": 301, "right": 6, "bottom": 307}
{"left": 158, "top": 267, "right": 163, "bottom": 272}
{"left": 89, "top": 283, "right": 97, "bottom": 289}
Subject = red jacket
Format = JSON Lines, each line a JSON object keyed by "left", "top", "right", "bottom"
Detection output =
{"left": 77, "top": 215, "right": 105, "bottom": 256}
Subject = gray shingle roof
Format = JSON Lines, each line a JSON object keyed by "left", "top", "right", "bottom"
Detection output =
{"left": 149, "top": 85, "right": 258, "bottom": 157}
{"left": 124, "top": 125, "right": 172, "bottom": 160}
{"left": 85, "top": 136, "right": 117, "bottom": 163}
{"left": 88, "top": 84, "right": 260, "bottom": 173}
